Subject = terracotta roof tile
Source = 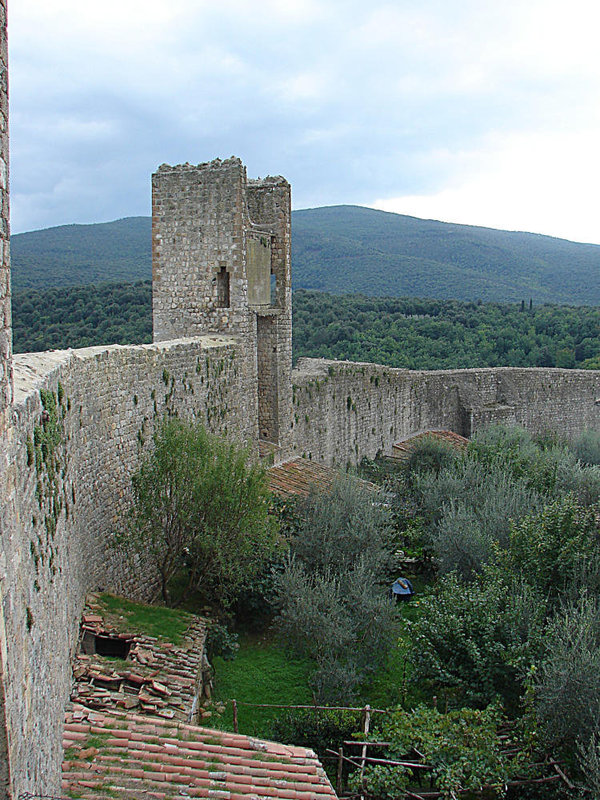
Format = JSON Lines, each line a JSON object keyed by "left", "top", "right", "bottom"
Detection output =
{"left": 71, "top": 597, "right": 208, "bottom": 724}
{"left": 268, "top": 457, "right": 377, "bottom": 499}
{"left": 63, "top": 708, "right": 337, "bottom": 800}
{"left": 391, "top": 429, "right": 469, "bottom": 458}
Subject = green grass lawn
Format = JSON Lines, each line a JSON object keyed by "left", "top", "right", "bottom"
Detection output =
{"left": 97, "top": 593, "right": 194, "bottom": 645}
{"left": 209, "top": 580, "right": 433, "bottom": 740}
{"left": 210, "top": 630, "right": 315, "bottom": 738}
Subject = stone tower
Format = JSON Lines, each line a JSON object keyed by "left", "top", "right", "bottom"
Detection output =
{"left": 152, "top": 157, "right": 292, "bottom": 457}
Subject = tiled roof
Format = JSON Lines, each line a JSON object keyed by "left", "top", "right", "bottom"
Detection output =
{"left": 62, "top": 706, "right": 338, "bottom": 800}
{"left": 71, "top": 598, "right": 208, "bottom": 723}
{"left": 391, "top": 430, "right": 469, "bottom": 458}
{"left": 268, "top": 458, "right": 377, "bottom": 499}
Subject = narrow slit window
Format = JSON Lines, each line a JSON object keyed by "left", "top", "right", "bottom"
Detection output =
{"left": 270, "top": 271, "right": 277, "bottom": 306}
{"left": 217, "top": 266, "right": 230, "bottom": 308}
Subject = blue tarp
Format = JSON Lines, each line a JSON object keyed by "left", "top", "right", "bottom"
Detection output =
{"left": 391, "top": 577, "right": 414, "bottom": 597}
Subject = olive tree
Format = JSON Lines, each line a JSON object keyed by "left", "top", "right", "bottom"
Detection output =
{"left": 274, "top": 476, "right": 397, "bottom": 702}
{"left": 125, "top": 418, "right": 278, "bottom": 606}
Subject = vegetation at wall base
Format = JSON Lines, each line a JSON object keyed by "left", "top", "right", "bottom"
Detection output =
{"left": 117, "top": 419, "right": 279, "bottom": 607}
{"left": 204, "top": 425, "right": 600, "bottom": 798}
{"left": 104, "top": 403, "right": 600, "bottom": 794}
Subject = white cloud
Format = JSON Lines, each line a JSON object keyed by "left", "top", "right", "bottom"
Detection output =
{"left": 8, "top": 0, "right": 600, "bottom": 243}
{"left": 372, "top": 130, "right": 600, "bottom": 245}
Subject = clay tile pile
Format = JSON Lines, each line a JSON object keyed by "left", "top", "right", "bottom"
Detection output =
{"left": 72, "top": 599, "right": 207, "bottom": 722}
{"left": 63, "top": 707, "right": 338, "bottom": 800}
{"left": 268, "top": 457, "right": 377, "bottom": 499}
{"left": 391, "top": 430, "right": 469, "bottom": 459}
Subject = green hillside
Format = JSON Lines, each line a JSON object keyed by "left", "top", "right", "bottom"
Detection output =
{"left": 11, "top": 206, "right": 600, "bottom": 304}
{"left": 292, "top": 206, "right": 600, "bottom": 304}
{"left": 11, "top": 216, "right": 152, "bottom": 290}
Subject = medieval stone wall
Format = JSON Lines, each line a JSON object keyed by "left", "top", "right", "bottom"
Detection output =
{"left": 0, "top": 2, "right": 11, "bottom": 794}
{"left": 0, "top": 0, "right": 8, "bottom": 422}
{"left": 0, "top": 335, "right": 250, "bottom": 798}
{"left": 291, "top": 358, "right": 600, "bottom": 465}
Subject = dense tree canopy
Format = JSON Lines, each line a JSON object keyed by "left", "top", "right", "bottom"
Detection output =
{"left": 12, "top": 283, "right": 600, "bottom": 374}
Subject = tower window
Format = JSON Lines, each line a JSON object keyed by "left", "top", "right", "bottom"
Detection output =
{"left": 270, "top": 271, "right": 277, "bottom": 306}
{"left": 217, "top": 266, "right": 230, "bottom": 308}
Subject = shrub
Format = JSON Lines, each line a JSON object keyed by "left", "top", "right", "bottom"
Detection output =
{"left": 535, "top": 593, "right": 600, "bottom": 748}
{"left": 291, "top": 475, "right": 395, "bottom": 578}
{"left": 579, "top": 733, "right": 600, "bottom": 798}
{"left": 123, "top": 418, "right": 279, "bottom": 606}
{"left": 414, "top": 460, "right": 543, "bottom": 576}
{"left": 571, "top": 429, "right": 600, "bottom": 466}
{"left": 407, "top": 572, "right": 546, "bottom": 709}
{"left": 506, "top": 495, "right": 600, "bottom": 599}
{"left": 275, "top": 556, "right": 396, "bottom": 703}
{"left": 468, "top": 424, "right": 577, "bottom": 495}
{"left": 554, "top": 459, "right": 600, "bottom": 506}
{"left": 431, "top": 501, "right": 490, "bottom": 579}
{"left": 270, "top": 707, "right": 359, "bottom": 762}
{"left": 274, "top": 476, "right": 398, "bottom": 703}
{"left": 404, "top": 435, "right": 457, "bottom": 485}
{"left": 356, "top": 704, "right": 512, "bottom": 800}
{"left": 205, "top": 622, "right": 239, "bottom": 662}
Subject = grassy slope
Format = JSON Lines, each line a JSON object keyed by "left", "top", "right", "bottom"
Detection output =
{"left": 210, "top": 631, "right": 314, "bottom": 737}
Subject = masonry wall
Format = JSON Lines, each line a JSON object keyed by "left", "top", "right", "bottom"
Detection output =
{"left": 247, "top": 177, "right": 293, "bottom": 458}
{"left": 0, "top": 3, "right": 11, "bottom": 794}
{"left": 0, "top": 335, "right": 250, "bottom": 798}
{"left": 0, "top": 0, "right": 9, "bottom": 421}
{"left": 152, "top": 159, "right": 293, "bottom": 460}
{"left": 291, "top": 358, "right": 600, "bottom": 465}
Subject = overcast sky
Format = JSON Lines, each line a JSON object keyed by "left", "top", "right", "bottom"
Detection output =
{"left": 9, "top": 0, "right": 600, "bottom": 243}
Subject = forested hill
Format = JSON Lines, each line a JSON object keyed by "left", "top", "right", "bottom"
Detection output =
{"left": 12, "top": 283, "right": 600, "bottom": 371}
{"left": 292, "top": 206, "right": 600, "bottom": 305}
{"left": 11, "top": 216, "right": 152, "bottom": 289}
{"left": 11, "top": 207, "right": 600, "bottom": 304}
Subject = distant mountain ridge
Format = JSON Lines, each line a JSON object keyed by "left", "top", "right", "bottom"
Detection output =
{"left": 11, "top": 206, "right": 600, "bottom": 304}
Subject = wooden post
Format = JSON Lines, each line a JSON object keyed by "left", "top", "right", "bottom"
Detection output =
{"left": 360, "top": 704, "right": 371, "bottom": 800}
{"left": 232, "top": 699, "right": 239, "bottom": 733}
{"left": 337, "top": 747, "right": 344, "bottom": 795}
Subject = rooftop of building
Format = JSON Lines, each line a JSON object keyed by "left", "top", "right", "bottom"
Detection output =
{"left": 268, "top": 457, "right": 377, "bottom": 499}
{"left": 62, "top": 706, "right": 338, "bottom": 800}
{"left": 70, "top": 594, "right": 208, "bottom": 724}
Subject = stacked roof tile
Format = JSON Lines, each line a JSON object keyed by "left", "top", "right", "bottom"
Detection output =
{"left": 71, "top": 598, "right": 207, "bottom": 723}
{"left": 268, "top": 457, "right": 377, "bottom": 499}
{"left": 62, "top": 706, "right": 338, "bottom": 800}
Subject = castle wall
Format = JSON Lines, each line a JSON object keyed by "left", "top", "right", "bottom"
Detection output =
{"left": 291, "top": 358, "right": 600, "bottom": 465}
{"left": 0, "top": 3, "right": 11, "bottom": 793}
{"left": 0, "top": 0, "right": 9, "bottom": 421}
{"left": 0, "top": 335, "right": 250, "bottom": 798}
{"left": 152, "top": 159, "right": 293, "bottom": 460}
